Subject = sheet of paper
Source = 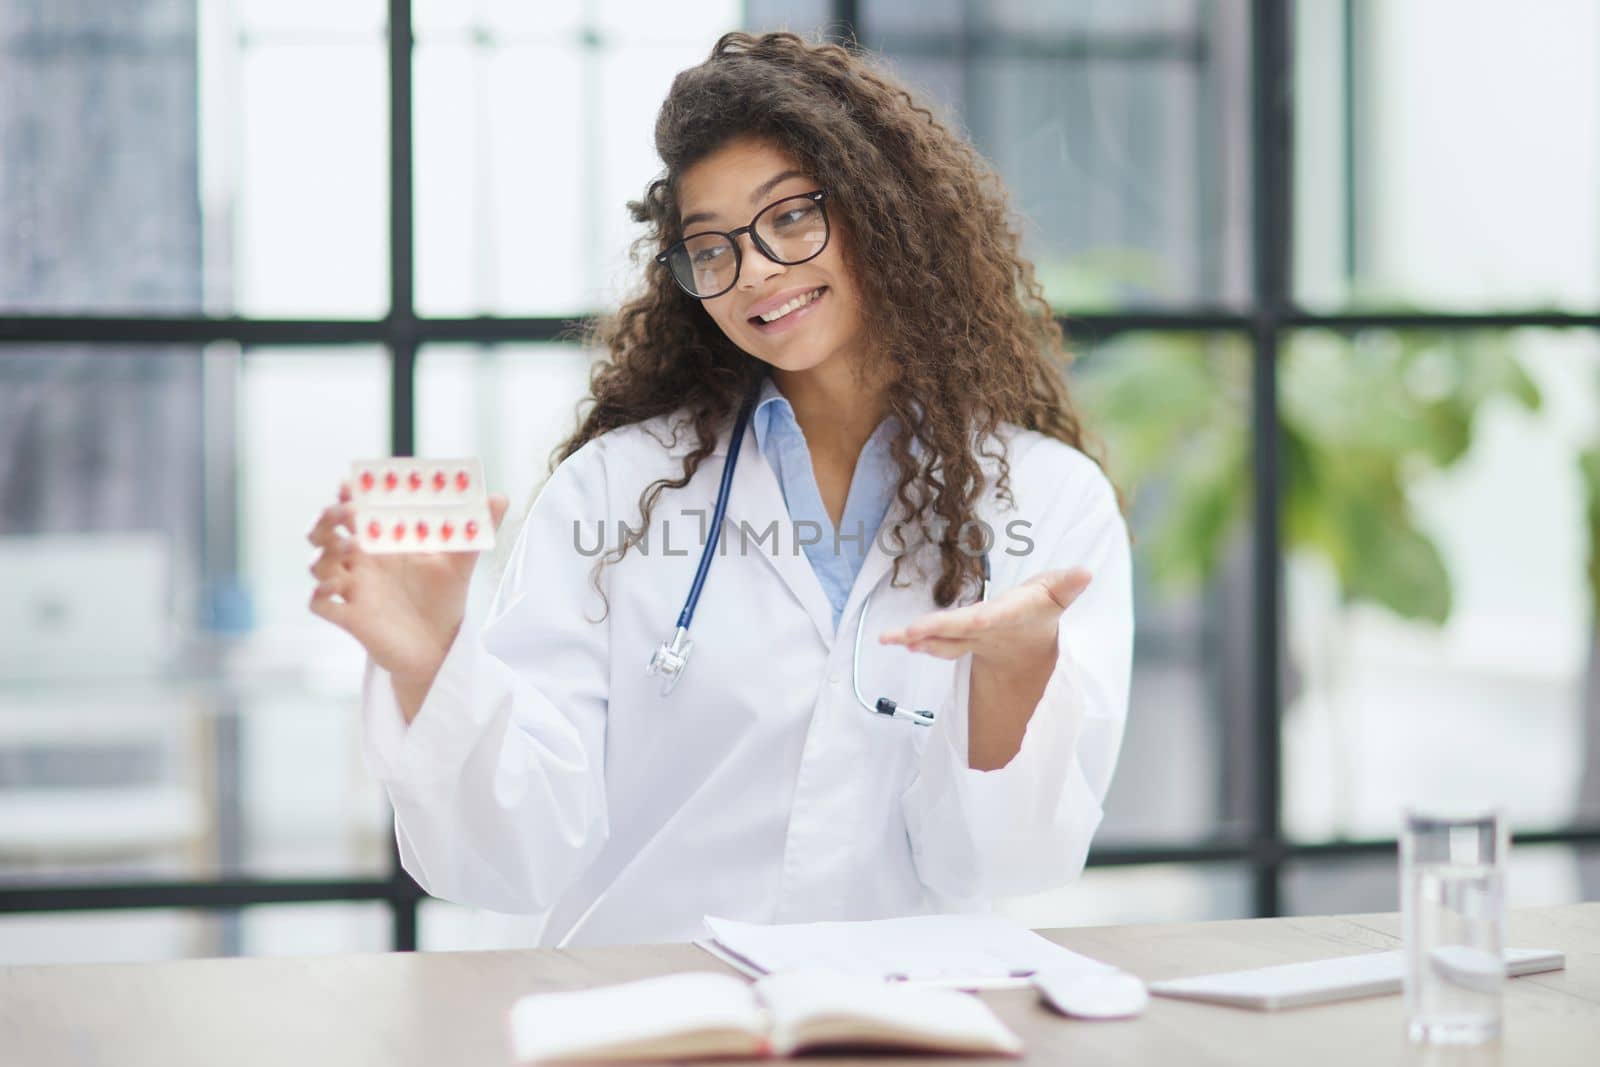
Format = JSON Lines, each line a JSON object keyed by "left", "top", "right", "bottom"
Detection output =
{"left": 702, "top": 913, "right": 1118, "bottom": 989}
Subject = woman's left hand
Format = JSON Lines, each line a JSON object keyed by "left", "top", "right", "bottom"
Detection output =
{"left": 877, "top": 567, "right": 1092, "bottom": 669}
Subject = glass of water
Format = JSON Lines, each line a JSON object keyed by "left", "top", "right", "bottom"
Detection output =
{"left": 1401, "top": 807, "right": 1509, "bottom": 1044}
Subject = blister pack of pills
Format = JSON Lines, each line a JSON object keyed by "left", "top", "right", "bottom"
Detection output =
{"left": 348, "top": 458, "right": 496, "bottom": 555}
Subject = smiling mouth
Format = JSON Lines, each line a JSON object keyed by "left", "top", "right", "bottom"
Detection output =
{"left": 748, "top": 286, "right": 827, "bottom": 326}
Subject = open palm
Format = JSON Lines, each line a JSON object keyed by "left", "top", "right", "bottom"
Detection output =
{"left": 307, "top": 482, "right": 510, "bottom": 687}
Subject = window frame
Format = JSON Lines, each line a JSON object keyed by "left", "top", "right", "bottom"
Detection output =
{"left": 3, "top": 0, "right": 1599, "bottom": 952}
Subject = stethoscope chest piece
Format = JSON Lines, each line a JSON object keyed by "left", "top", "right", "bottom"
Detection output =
{"left": 647, "top": 626, "right": 694, "bottom": 696}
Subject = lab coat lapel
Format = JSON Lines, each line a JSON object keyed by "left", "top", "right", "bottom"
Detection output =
{"left": 717, "top": 415, "right": 837, "bottom": 648}
{"left": 838, "top": 488, "right": 919, "bottom": 633}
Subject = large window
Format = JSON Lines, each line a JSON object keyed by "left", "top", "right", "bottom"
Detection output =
{"left": 3, "top": 1, "right": 1597, "bottom": 962}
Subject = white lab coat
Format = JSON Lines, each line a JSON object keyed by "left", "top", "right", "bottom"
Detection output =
{"left": 360, "top": 408, "right": 1133, "bottom": 948}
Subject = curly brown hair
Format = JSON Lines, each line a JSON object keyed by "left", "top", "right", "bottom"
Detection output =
{"left": 556, "top": 30, "right": 1102, "bottom": 608}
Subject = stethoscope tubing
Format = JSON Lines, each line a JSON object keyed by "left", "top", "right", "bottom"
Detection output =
{"left": 654, "top": 374, "right": 989, "bottom": 726}
{"left": 676, "top": 378, "right": 764, "bottom": 631}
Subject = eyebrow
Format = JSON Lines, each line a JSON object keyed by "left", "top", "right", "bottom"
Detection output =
{"left": 680, "top": 169, "right": 808, "bottom": 231}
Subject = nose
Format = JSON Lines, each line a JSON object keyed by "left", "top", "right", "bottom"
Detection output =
{"left": 735, "top": 231, "right": 785, "bottom": 290}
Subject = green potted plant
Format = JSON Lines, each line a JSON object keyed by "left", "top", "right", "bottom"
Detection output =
{"left": 1072, "top": 326, "right": 1547, "bottom": 835}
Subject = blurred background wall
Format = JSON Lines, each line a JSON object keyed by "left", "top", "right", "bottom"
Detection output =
{"left": 1, "top": 0, "right": 1597, "bottom": 963}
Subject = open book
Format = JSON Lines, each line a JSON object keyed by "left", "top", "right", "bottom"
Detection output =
{"left": 508, "top": 969, "right": 1025, "bottom": 1063}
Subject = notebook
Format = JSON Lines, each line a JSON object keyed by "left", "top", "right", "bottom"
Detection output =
{"left": 506, "top": 969, "right": 1025, "bottom": 1063}
{"left": 1147, "top": 946, "right": 1566, "bottom": 1011}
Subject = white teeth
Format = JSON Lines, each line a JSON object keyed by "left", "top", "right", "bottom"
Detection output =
{"left": 758, "top": 287, "right": 823, "bottom": 323}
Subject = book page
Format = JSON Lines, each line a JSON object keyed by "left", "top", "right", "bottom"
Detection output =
{"left": 756, "top": 970, "right": 1024, "bottom": 1057}
{"left": 508, "top": 972, "right": 769, "bottom": 1063}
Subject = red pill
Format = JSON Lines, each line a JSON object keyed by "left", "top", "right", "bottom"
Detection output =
{"left": 432, "top": 470, "right": 447, "bottom": 492}
{"left": 464, "top": 520, "right": 479, "bottom": 541}
{"left": 407, "top": 470, "right": 423, "bottom": 491}
{"left": 415, "top": 520, "right": 429, "bottom": 540}
{"left": 360, "top": 470, "right": 375, "bottom": 492}
{"left": 440, "top": 521, "right": 455, "bottom": 542}
{"left": 366, "top": 520, "right": 381, "bottom": 540}
{"left": 383, "top": 470, "right": 398, "bottom": 491}
{"left": 391, "top": 522, "right": 406, "bottom": 541}
{"left": 455, "top": 470, "right": 470, "bottom": 492}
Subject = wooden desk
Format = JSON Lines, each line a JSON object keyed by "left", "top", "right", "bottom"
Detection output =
{"left": 3, "top": 904, "right": 1595, "bottom": 1066}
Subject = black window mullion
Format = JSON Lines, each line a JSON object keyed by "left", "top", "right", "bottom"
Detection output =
{"left": 1248, "top": 0, "right": 1292, "bottom": 918}
{"left": 388, "top": 0, "right": 417, "bottom": 462}
{"left": 385, "top": 0, "right": 420, "bottom": 952}
{"left": 830, "top": 0, "right": 860, "bottom": 46}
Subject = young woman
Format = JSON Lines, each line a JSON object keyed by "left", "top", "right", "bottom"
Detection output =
{"left": 306, "top": 32, "right": 1132, "bottom": 948}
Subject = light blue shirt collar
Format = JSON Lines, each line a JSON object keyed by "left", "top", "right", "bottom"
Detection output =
{"left": 747, "top": 373, "right": 900, "bottom": 633}
{"left": 750, "top": 372, "right": 790, "bottom": 458}
{"left": 751, "top": 374, "right": 925, "bottom": 458}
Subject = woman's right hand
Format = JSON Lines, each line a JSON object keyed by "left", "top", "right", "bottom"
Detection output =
{"left": 307, "top": 483, "right": 510, "bottom": 710}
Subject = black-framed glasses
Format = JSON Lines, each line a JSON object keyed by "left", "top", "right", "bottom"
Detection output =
{"left": 657, "top": 190, "right": 830, "bottom": 299}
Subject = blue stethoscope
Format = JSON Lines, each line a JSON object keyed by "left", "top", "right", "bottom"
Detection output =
{"left": 646, "top": 378, "right": 990, "bottom": 726}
